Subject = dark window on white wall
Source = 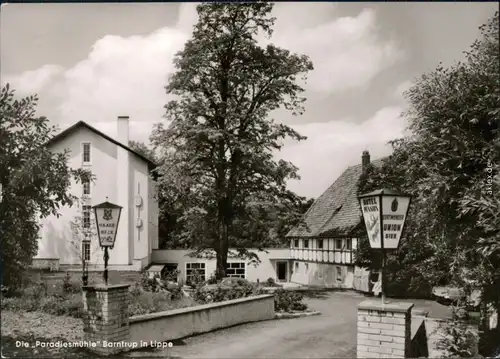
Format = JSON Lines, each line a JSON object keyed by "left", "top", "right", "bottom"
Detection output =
{"left": 346, "top": 239, "right": 352, "bottom": 250}
{"left": 336, "top": 267, "right": 342, "bottom": 281}
{"left": 82, "top": 143, "right": 91, "bottom": 164}
{"left": 294, "top": 239, "right": 299, "bottom": 248}
{"left": 335, "top": 239, "right": 342, "bottom": 250}
{"left": 82, "top": 205, "right": 91, "bottom": 229}
{"left": 226, "top": 262, "right": 246, "bottom": 278}
{"left": 83, "top": 178, "right": 91, "bottom": 196}
{"left": 82, "top": 241, "right": 90, "bottom": 261}
{"left": 304, "top": 239, "right": 309, "bottom": 248}
{"left": 318, "top": 239, "right": 324, "bottom": 249}
{"left": 186, "top": 262, "right": 206, "bottom": 284}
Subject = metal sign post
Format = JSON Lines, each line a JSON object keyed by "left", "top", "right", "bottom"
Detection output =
{"left": 358, "top": 189, "right": 411, "bottom": 305}
{"left": 93, "top": 198, "right": 122, "bottom": 286}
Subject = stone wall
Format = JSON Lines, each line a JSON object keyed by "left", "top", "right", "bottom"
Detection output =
{"left": 31, "top": 258, "right": 60, "bottom": 271}
{"left": 129, "top": 294, "right": 275, "bottom": 345}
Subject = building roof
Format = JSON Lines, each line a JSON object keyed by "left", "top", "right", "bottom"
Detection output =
{"left": 47, "top": 121, "right": 156, "bottom": 168}
{"left": 287, "top": 158, "right": 386, "bottom": 238}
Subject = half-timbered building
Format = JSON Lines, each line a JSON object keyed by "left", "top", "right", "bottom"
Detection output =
{"left": 287, "top": 151, "right": 385, "bottom": 290}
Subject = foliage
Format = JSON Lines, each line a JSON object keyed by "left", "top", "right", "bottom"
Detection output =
{"left": 354, "top": 11, "right": 499, "bottom": 353}
{"left": 61, "top": 273, "right": 81, "bottom": 294}
{"left": 151, "top": 3, "right": 313, "bottom": 278}
{"left": 128, "top": 291, "right": 197, "bottom": 316}
{"left": 0, "top": 84, "right": 92, "bottom": 291}
{"left": 193, "top": 284, "right": 264, "bottom": 304}
{"left": 1, "top": 277, "right": 196, "bottom": 319}
{"left": 128, "top": 140, "right": 158, "bottom": 164}
{"left": 274, "top": 289, "right": 308, "bottom": 313}
{"left": 69, "top": 198, "right": 100, "bottom": 276}
{"left": 436, "top": 303, "right": 479, "bottom": 357}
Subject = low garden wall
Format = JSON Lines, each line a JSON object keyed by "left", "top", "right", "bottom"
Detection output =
{"left": 129, "top": 294, "right": 275, "bottom": 344}
{"left": 31, "top": 258, "right": 60, "bottom": 271}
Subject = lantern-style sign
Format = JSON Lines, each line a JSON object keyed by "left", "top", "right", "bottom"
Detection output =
{"left": 358, "top": 188, "right": 411, "bottom": 249}
{"left": 93, "top": 201, "right": 122, "bottom": 248}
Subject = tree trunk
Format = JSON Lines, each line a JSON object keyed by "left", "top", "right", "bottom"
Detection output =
{"left": 215, "top": 221, "right": 229, "bottom": 280}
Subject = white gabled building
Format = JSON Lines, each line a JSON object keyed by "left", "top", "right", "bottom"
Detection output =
{"left": 33, "top": 116, "right": 159, "bottom": 271}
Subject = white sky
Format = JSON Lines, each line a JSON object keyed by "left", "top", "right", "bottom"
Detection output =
{"left": 1, "top": 2, "right": 496, "bottom": 198}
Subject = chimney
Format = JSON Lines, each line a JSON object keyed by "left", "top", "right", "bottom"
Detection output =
{"left": 117, "top": 116, "right": 130, "bottom": 145}
{"left": 362, "top": 150, "right": 370, "bottom": 170}
{"left": 116, "top": 115, "right": 131, "bottom": 265}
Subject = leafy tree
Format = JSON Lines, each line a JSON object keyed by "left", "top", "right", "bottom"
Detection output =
{"left": 129, "top": 140, "right": 158, "bottom": 164}
{"left": 0, "top": 84, "right": 91, "bottom": 292}
{"left": 151, "top": 3, "right": 313, "bottom": 278}
{"left": 69, "top": 198, "right": 101, "bottom": 282}
{"left": 354, "top": 11, "right": 499, "bottom": 356}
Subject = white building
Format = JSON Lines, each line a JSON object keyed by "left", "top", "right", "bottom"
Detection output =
{"left": 149, "top": 248, "right": 292, "bottom": 285}
{"left": 33, "top": 116, "right": 159, "bottom": 271}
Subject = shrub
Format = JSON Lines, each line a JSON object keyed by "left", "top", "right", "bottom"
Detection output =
{"left": 129, "top": 282, "right": 143, "bottom": 297}
{"left": 193, "top": 285, "right": 264, "bottom": 304}
{"left": 274, "top": 289, "right": 308, "bottom": 313}
{"left": 22, "top": 280, "right": 48, "bottom": 298}
{"left": 266, "top": 277, "right": 276, "bottom": 286}
{"left": 62, "top": 273, "right": 81, "bottom": 294}
{"left": 128, "top": 291, "right": 196, "bottom": 316}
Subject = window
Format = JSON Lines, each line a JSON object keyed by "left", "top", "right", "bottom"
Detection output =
{"left": 82, "top": 205, "right": 91, "bottom": 229}
{"left": 346, "top": 239, "right": 352, "bottom": 250}
{"left": 82, "top": 241, "right": 90, "bottom": 262}
{"left": 304, "top": 239, "right": 309, "bottom": 248}
{"left": 226, "top": 262, "right": 246, "bottom": 278}
{"left": 186, "top": 262, "right": 206, "bottom": 285}
{"left": 294, "top": 239, "right": 299, "bottom": 248}
{"left": 336, "top": 266, "right": 342, "bottom": 281}
{"left": 82, "top": 143, "right": 91, "bottom": 164}
{"left": 335, "top": 239, "right": 343, "bottom": 250}
{"left": 82, "top": 178, "right": 91, "bottom": 196}
{"left": 317, "top": 239, "right": 324, "bottom": 249}
{"left": 294, "top": 262, "right": 299, "bottom": 271}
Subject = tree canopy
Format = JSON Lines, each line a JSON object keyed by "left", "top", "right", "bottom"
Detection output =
{"left": 151, "top": 3, "right": 313, "bottom": 278}
{"left": 0, "top": 84, "right": 90, "bottom": 290}
{"left": 354, "top": 11, "right": 499, "bottom": 356}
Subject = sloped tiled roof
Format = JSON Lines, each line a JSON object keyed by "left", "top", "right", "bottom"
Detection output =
{"left": 287, "top": 158, "right": 386, "bottom": 238}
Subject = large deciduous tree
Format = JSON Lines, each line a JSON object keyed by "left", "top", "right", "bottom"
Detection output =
{"left": 0, "top": 84, "right": 90, "bottom": 291}
{"left": 151, "top": 3, "right": 313, "bottom": 278}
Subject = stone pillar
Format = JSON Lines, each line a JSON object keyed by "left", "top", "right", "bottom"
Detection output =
{"left": 83, "top": 284, "right": 131, "bottom": 356}
{"left": 357, "top": 300, "right": 414, "bottom": 358}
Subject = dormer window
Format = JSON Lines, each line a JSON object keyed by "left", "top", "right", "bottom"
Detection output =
{"left": 82, "top": 142, "right": 91, "bottom": 165}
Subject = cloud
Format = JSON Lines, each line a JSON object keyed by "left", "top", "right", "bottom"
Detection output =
{"left": 3, "top": 64, "right": 64, "bottom": 95}
{"left": 265, "top": 5, "right": 404, "bottom": 94}
{"left": 281, "top": 106, "right": 407, "bottom": 198}
{"left": 2, "top": 3, "right": 406, "bottom": 196}
{"left": 393, "top": 80, "right": 412, "bottom": 102}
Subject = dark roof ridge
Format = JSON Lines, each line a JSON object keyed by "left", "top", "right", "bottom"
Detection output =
{"left": 47, "top": 120, "right": 157, "bottom": 168}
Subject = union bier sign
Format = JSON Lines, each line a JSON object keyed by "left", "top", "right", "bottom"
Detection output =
{"left": 359, "top": 189, "right": 411, "bottom": 249}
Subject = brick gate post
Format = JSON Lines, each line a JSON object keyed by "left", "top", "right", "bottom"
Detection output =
{"left": 357, "top": 300, "right": 413, "bottom": 358}
{"left": 82, "top": 284, "right": 131, "bottom": 356}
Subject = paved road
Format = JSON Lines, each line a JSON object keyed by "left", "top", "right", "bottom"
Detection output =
{"left": 127, "top": 291, "right": 367, "bottom": 359}
{"left": 126, "top": 291, "right": 452, "bottom": 359}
